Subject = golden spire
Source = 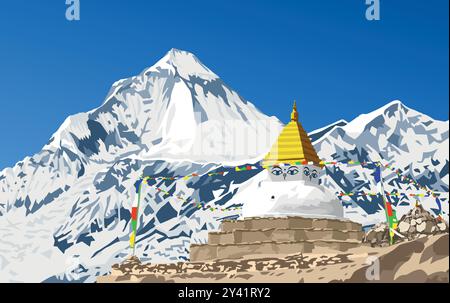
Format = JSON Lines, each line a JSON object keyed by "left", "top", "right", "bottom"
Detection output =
{"left": 263, "top": 99, "right": 323, "bottom": 167}
{"left": 290, "top": 100, "right": 298, "bottom": 122}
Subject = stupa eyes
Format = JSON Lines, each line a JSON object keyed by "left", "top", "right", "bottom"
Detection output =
{"left": 269, "top": 165, "right": 318, "bottom": 181}
{"left": 302, "top": 167, "right": 318, "bottom": 181}
{"left": 303, "top": 167, "right": 310, "bottom": 177}
{"left": 271, "top": 166, "right": 283, "bottom": 176}
{"left": 287, "top": 166, "right": 299, "bottom": 175}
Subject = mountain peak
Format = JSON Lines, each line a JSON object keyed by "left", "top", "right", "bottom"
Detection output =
{"left": 166, "top": 47, "right": 192, "bottom": 58}
{"left": 342, "top": 100, "right": 411, "bottom": 135}
{"left": 146, "top": 48, "right": 218, "bottom": 80}
{"left": 43, "top": 48, "right": 281, "bottom": 163}
{"left": 165, "top": 48, "right": 195, "bottom": 63}
{"left": 380, "top": 99, "right": 410, "bottom": 114}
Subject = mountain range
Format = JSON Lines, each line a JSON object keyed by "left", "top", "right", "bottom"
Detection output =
{"left": 0, "top": 49, "right": 448, "bottom": 282}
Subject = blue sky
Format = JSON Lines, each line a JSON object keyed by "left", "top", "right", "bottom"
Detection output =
{"left": 0, "top": 0, "right": 448, "bottom": 168}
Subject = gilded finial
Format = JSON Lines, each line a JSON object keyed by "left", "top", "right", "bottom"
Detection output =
{"left": 262, "top": 98, "right": 322, "bottom": 167}
{"left": 290, "top": 100, "right": 298, "bottom": 122}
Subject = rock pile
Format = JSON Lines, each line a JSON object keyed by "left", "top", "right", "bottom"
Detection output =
{"left": 362, "top": 222, "right": 393, "bottom": 247}
{"left": 363, "top": 204, "right": 448, "bottom": 247}
{"left": 397, "top": 204, "right": 448, "bottom": 239}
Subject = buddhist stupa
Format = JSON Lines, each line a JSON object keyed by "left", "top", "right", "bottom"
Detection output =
{"left": 240, "top": 101, "right": 343, "bottom": 219}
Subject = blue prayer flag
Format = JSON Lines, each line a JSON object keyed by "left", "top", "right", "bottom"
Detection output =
{"left": 374, "top": 166, "right": 381, "bottom": 183}
{"left": 135, "top": 179, "right": 143, "bottom": 193}
{"left": 435, "top": 197, "right": 442, "bottom": 213}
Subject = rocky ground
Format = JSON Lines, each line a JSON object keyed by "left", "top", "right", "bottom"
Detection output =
{"left": 98, "top": 206, "right": 448, "bottom": 283}
{"left": 97, "top": 233, "right": 448, "bottom": 283}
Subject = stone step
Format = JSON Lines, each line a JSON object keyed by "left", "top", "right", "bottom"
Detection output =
{"left": 208, "top": 228, "right": 364, "bottom": 245}
{"left": 220, "top": 217, "right": 362, "bottom": 233}
{"left": 190, "top": 239, "right": 361, "bottom": 262}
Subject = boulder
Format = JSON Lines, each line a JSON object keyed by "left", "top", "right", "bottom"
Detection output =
{"left": 362, "top": 222, "right": 394, "bottom": 247}
{"left": 398, "top": 221, "right": 410, "bottom": 233}
{"left": 416, "top": 221, "right": 426, "bottom": 233}
{"left": 437, "top": 222, "right": 448, "bottom": 232}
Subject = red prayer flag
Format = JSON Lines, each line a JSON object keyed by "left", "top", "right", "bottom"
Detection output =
{"left": 385, "top": 202, "right": 393, "bottom": 217}
{"left": 131, "top": 207, "right": 138, "bottom": 220}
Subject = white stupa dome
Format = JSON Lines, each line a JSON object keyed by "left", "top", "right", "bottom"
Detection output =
{"left": 238, "top": 101, "right": 344, "bottom": 219}
{"left": 240, "top": 170, "right": 344, "bottom": 219}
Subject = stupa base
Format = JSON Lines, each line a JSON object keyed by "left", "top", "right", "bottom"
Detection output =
{"left": 190, "top": 216, "right": 363, "bottom": 262}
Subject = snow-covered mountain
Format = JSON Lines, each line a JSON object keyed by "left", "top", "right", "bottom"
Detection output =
{"left": 311, "top": 100, "right": 449, "bottom": 226}
{"left": 0, "top": 49, "right": 448, "bottom": 282}
{"left": 0, "top": 49, "right": 282, "bottom": 282}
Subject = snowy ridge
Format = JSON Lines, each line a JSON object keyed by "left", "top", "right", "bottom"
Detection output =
{"left": 309, "top": 119, "right": 348, "bottom": 142}
{"left": 310, "top": 100, "right": 449, "bottom": 226}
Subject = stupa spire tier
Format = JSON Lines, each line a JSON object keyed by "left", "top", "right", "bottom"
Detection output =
{"left": 263, "top": 100, "right": 323, "bottom": 167}
{"left": 290, "top": 100, "right": 298, "bottom": 122}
